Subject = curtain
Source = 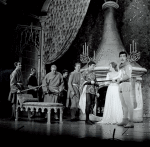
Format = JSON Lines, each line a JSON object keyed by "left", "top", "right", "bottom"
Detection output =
{"left": 41, "top": 0, "right": 91, "bottom": 67}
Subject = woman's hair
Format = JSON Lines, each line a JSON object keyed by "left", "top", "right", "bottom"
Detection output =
{"left": 110, "top": 62, "right": 118, "bottom": 71}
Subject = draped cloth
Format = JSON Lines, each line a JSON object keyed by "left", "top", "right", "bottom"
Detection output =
{"left": 79, "top": 85, "right": 87, "bottom": 114}
{"left": 40, "top": 0, "right": 91, "bottom": 78}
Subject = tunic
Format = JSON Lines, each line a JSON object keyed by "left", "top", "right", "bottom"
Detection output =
{"left": 60, "top": 76, "right": 68, "bottom": 106}
{"left": 119, "top": 62, "right": 132, "bottom": 93}
{"left": 79, "top": 69, "right": 98, "bottom": 113}
{"left": 27, "top": 74, "right": 38, "bottom": 98}
{"left": 66, "top": 71, "right": 81, "bottom": 108}
{"left": 80, "top": 69, "right": 97, "bottom": 95}
{"left": 8, "top": 68, "right": 24, "bottom": 104}
{"left": 42, "top": 71, "right": 64, "bottom": 103}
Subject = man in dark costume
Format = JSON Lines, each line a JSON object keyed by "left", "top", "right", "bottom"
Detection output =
{"left": 61, "top": 69, "right": 69, "bottom": 106}
{"left": 79, "top": 61, "right": 99, "bottom": 125}
{"left": 8, "top": 61, "right": 24, "bottom": 120}
{"left": 61, "top": 69, "right": 69, "bottom": 117}
{"left": 27, "top": 68, "right": 38, "bottom": 98}
{"left": 27, "top": 68, "right": 38, "bottom": 118}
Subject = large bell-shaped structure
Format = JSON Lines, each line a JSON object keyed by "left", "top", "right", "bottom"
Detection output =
{"left": 80, "top": 1, "right": 147, "bottom": 122}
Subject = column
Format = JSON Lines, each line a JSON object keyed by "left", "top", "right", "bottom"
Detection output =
{"left": 47, "top": 108, "right": 51, "bottom": 124}
{"left": 59, "top": 107, "right": 63, "bottom": 123}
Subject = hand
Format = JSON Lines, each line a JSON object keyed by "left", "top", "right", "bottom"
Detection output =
{"left": 71, "top": 91, "right": 75, "bottom": 96}
{"left": 112, "top": 79, "right": 116, "bottom": 83}
{"left": 117, "top": 78, "right": 121, "bottom": 84}
{"left": 17, "top": 90, "right": 21, "bottom": 93}
{"left": 99, "top": 82, "right": 104, "bottom": 86}
{"left": 91, "top": 81, "right": 95, "bottom": 84}
{"left": 55, "top": 90, "right": 60, "bottom": 93}
{"left": 96, "top": 93, "right": 100, "bottom": 97}
{"left": 44, "top": 91, "right": 48, "bottom": 95}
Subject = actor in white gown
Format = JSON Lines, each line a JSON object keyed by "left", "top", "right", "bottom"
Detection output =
{"left": 97, "top": 62, "right": 123, "bottom": 124}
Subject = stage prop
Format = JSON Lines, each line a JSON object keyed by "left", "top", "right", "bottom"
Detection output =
{"left": 80, "top": 0, "right": 147, "bottom": 122}
{"left": 16, "top": 94, "right": 63, "bottom": 124}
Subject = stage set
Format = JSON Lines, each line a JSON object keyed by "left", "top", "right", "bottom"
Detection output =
{"left": 1, "top": 0, "right": 150, "bottom": 144}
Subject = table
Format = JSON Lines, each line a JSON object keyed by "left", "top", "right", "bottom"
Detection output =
{"left": 15, "top": 102, "right": 63, "bottom": 124}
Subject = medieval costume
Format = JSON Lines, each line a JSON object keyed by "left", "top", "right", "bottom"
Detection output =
{"left": 8, "top": 68, "right": 24, "bottom": 119}
{"left": 42, "top": 71, "right": 64, "bottom": 103}
{"left": 79, "top": 68, "right": 98, "bottom": 124}
{"left": 117, "top": 61, "right": 134, "bottom": 128}
{"left": 27, "top": 73, "right": 38, "bottom": 98}
{"left": 42, "top": 71, "right": 64, "bottom": 120}
{"left": 97, "top": 72, "right": 123, "bottom": 124}
{"left": 60, "top": 69, "right": 69, "bottom": 106}
{"left": 66, "top": 70, "right": 81, "bottom": 120}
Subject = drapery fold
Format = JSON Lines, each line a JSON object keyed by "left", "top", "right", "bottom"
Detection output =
{"left": 41, "top": 0, "right": 91, "bottom": 67}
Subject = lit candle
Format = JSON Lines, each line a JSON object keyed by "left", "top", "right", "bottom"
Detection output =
{"left": 83, "top": 45, "right": 84, "bottom": 55}
{"left": 85, "top": 42, "right": 86, "bottom": 56}
{"left": 94, "top": 51, "right": 95, "bottom": 60}
{"left": 135, "top": 42, "right": 137, "bottom": 52}
{"left": 130, "top": 44, "right": 132, "bottom": 54}
{"left": 84, "top": 44, "right": 86, "bottom": 56}
{"left": 132, "top": 40, "right": 134, "bottom": 52}
{"left": 87, "top": 46, "right": 88, "bottom": 56}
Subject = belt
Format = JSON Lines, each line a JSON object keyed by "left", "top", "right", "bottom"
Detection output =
{"left": 73, "top": 83, "right": 79, "bottom": 89}
{"left": 120, "top": 80, "right": 130, "bottom": 84}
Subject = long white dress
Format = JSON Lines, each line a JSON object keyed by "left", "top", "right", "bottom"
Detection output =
{"left": 97, "top": 72, "right": 123, "bottom": 124}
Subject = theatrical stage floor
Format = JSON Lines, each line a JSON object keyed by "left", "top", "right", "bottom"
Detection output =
{"left": 0, "top": 117, "right": 150, "bottom": 145}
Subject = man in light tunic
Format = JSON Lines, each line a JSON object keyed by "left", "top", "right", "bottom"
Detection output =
{"left": 66, "top": 63, "right": 81, "bottom": 121}
{"left": 117, "top": 51, "right": 134, "bottom": 128}
{"left": 42, "top": 65, "right": 64, "bottom": 119}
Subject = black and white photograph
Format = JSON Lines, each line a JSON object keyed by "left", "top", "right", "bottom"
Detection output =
{"left": 0, "top": 0, "right": 150, "bottom": 146}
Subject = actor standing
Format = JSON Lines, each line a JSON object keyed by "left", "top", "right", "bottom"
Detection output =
{"left": 66, "top": 63, "right": 81, "bottom": 121}
{"left": 42, "top": 65, "right": 64, "bottom": 119}
{"left": 79, "top": 61, "right": 99, "bottom": 125}
{"left": 117, "top": 51, "right": 134, "bottom": 128}
{"left": 27, "top": 68, "right": 38, "bottom": 118}
{"left": 61, "top": 69, "right": 69, "bottom": 106}
{"left": 27, "top": 68, "right": 38, "bottom": 98}
{"left": 8, "top": 61, "right": 24, "bottom": 120}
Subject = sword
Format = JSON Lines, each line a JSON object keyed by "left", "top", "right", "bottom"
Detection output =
{"left": 20, "top": 85, "right": 46, "bottom": 93}
{"left": 83, "top": 80, "right": 112, "bottom": 85}
{"left": 96, "top": 80, "right": 112, "bottom": 82}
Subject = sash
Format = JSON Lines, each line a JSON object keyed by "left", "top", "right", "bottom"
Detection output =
{"left": 79, "top": 85, "right": 87, "bottom": 114}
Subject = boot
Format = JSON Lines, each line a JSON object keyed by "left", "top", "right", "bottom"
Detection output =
{"left": 124, "top": 120, "right": 134, "bottom": 128}
{"left": 70, "top": 108, "right": 76, "bottom": 120}
{"left": 117, "top": 118, "right": 128, "bottom": 126}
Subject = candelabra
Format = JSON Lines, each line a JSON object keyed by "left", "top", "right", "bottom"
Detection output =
{"left": 128, "top": 40, "right": 140, "bottom": 62}
{"left": 80, "top": 42, "right": 96, "bottom": 64}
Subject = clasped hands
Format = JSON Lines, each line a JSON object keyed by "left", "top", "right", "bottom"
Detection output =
{"left": 111, "top": 78, "right": 121, "bottom": 84}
